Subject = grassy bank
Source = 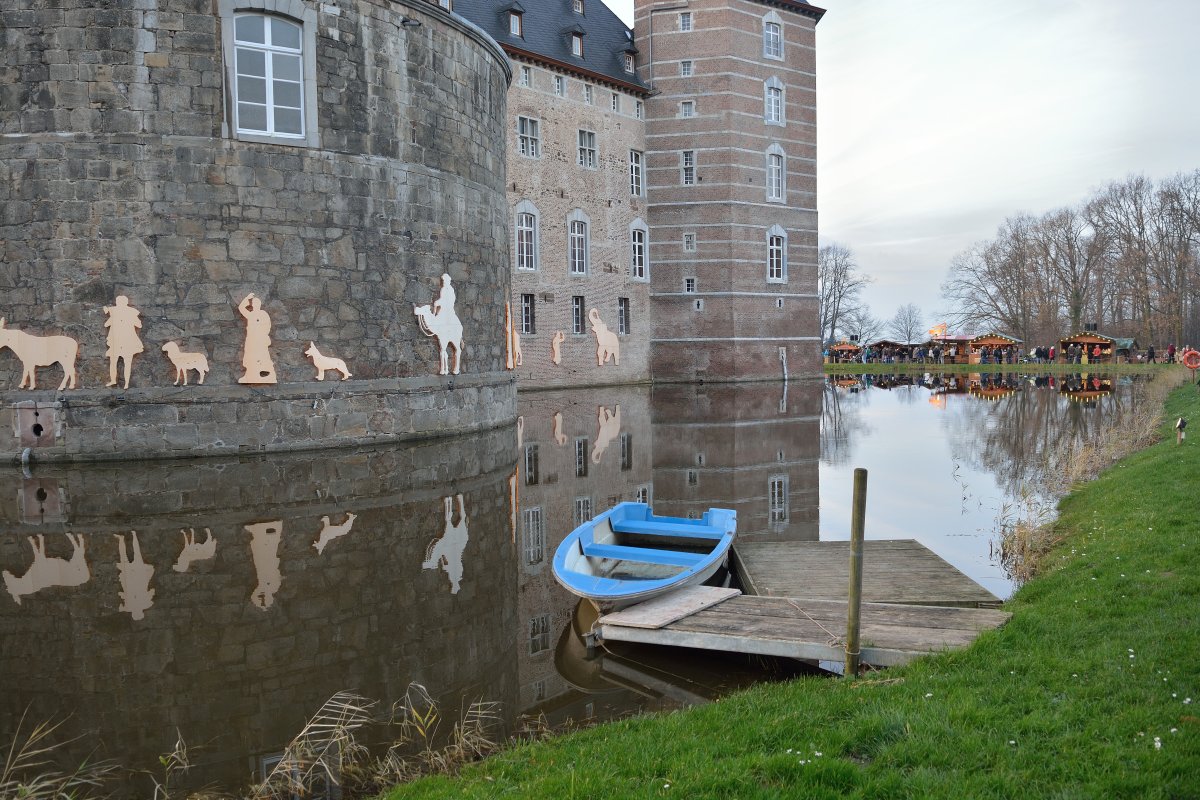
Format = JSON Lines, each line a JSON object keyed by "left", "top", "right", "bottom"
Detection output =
{"left": 393, "top": 382, "right": 1200, "bottom": 799}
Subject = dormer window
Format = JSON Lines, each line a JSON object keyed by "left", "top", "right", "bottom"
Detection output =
{"left": 510, "top": 12, "right": 522, "bottom": 36}
{"left": 573, "top": 0, "right": 584, "bottom": 13}
{"left": 572, "top": 33, "right": 583, "bottom": 57}
{"left": 624, "top": 53, "right": 635, "bottom": 73}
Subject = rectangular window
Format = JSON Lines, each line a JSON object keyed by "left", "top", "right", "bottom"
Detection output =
{"left": 620, "top": 433, "right": 633, "bottom": 471}
{"left": 687, "top": 469, "right": 698, "bottom": 487}
{"left": 517, "top": 116, "right": 540, "bottom": 158}
{"left": 618, "top": 297, "right": 630, "bottom": 335}
{"left": 584, "top": 84, "right": 593, "bottom": 104}
{"left": 438, "top": 0, "right": 452, "bottom": 9}
{"left": 635, "top": 484, "right": 648, "bottom": 503}
{"left": 574, "top": 496, "right": 592, "bottom": 525}
{"left": 766, "top": 85, "right": 783, "bottom": 123}
{"left": 233, "top": 14, "right": 305, "bottom": 138}
{"left": 519, "top": 65, "right": 531, "bottom": 86}
{"left": 764, "top": 21, "right": 783, "bottom": 59}
{"left": 573, "top": 0, "right": 584, "bottom": 13}
{"left": 575, "top": 438, "right": 589, "bottom": 477}
{"left": 569, "top": 222, "right": 588, "bottom": 274}
{"left": 509, "top": 12, "right": 522, "bottom": 36}
{"left": 611, "top": 93, "right": 620, "bottom": 113}
{"left": 554, "top": 75, "right": 565, "bottom": 96}
{"left": 571, "top": 34, "right": 583, "bottom": 57}
{"left": 630, "top": 230, "right": 646, "bottom": 279}
{"left": 522, "top": 507, "right": 544, "bottom": 564}
{"left": 768, "top": 152, "right": 784, "bottom": 200}
{"left": 515, "top": 212, "right": 537, "bottom": 271}
{"left": 524, "top": 443, "right": 539, "bottom": 485}
{"left": 577, "top": 129, "right": 597, "bottom": 168}
{"left": 769, "top": 235, "right": 786, "bottom": 281}
{"left": 529, "top": 614, "right": 551, "bottom": 654}
{"left": 681, "top": 150, "right": 695, "bottom": 185}
{"left": 635, "top": 100, "right": 644, "bottom": 119}
{"left": 624, "top": 53, "right": 635, "bottom": 73}
{"left": 683, "top": 233, "right": 696, "bottom": 252}
{"left": 629, "top": 150, "right": 644, "bottom": 196}
{"left": 680, "top": 11, "right": 693, "bottom": 31}
{"left": 680, "top": 60, "right": 693, "bottom": 77}
{"left": 681, "top": 100, "right": 695, "bottom": 118}
{"left": 572, "top": 296, "right": 585, "bottom": 333}
{"left": 684, "top": 277, "right": 697, "bottom": 293}
{"left": 769, "top": 475, "right": 789, "bottom": 522}
{"left": 521, "top": 293, "right": 536, "bottom": 334}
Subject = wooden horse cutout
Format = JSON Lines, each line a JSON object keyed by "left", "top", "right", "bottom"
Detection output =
{"left": 0, "top": 319, "right": 78, "bottom": 390}
{"left": 414, "top": 274, "right": 464, "bottom": 375}
{"left": 3, "top": 533, "right": 89, "bottom": 604}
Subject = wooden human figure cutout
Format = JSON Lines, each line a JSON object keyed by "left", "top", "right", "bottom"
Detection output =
{"left": 3, "top": 533, "right": 89, "bottom": 605}
{"left": 516, "top": 415, "right": 524, "bottom": 448}
{"left": 312, "top": 512, "right": 357, "bottom": 555}
{"left": 0, "top": 318, "right": 79, "bottom": 390}
{"left": 591, "top": 404, "right": 622, "bottom": 463}
{"left": 114, "top": 530, "right": 154, "bottom": 620}
{"left": 173, "top": 528, "right": 216, "bottom": 573}
{"left": 422, "top": 494, "right": 469, "bottom": 595}
{"left": 237, "top": 294, "right": 277, "bottom": 384}
{"left": 550, "top": 331, "right": 565, "bottom": 365}
{"left": 247, "top": 520, "right": 282, "bottom": 610}
{"left": 588, "top": 309, "right": 619, "bottom": 366}
{"left": 413, "top": 274, "right": 464, "bottom": 375}
{"left": 508, "top": 469, "right": 518, "bottom": 545}
{"left": 103, "top": 296, "right": 144, "bottom": 388}
{"left": 551, "top": 411, "right": 567, "bottom": 445}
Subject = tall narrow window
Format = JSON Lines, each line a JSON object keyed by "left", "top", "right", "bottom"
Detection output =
{"left": 767, "top": 225, "right": 787, "bottom": 282}
{"left": 584, "top": 84, "right": 594, "bottom": 104}
{"left": 680, "top": 60, "right": 694, "bottom": 77}
{"left": 574, "top": 496, "right": 592, "bottom": 525}
{"left": 573, "top": 0, "right": 584, "bottom": 13}
{"left": 517, "top": 116, "right": 540, "bottom": 157}
{"left": 514, "top": 200, "right": 539, "bottom": 271}
{"left": 571, "top": 34, "right": 583, "bottom": 57}
{"left": 554, "top": 75, "right": 565, "bottom": 96}
{"left": 620, "top": 433, "right": 632, "bottom": 470}
{"left": 233, "top": 14, "right": 305, "bottom": 139}
{"left": 611, "top": 93, "right": 620, "bottom": 113}
{"left": 629, "top": 150, "right": 644, "bottom": 196}
{"left": 520, "top": 293, "right": 536, "bottom": 334}
{"left": 630, "top": 224, "right": 647, "bottom": 279}
{"left": 577, "top": 129, "right": 597, "bottom": 168}
{"left": 769, "top": 475, "right": 789, "bottom": 522}
{"left": 568, "top": 211, "right": 590, "bottom": 274}
{"left": 572, "top": 296, "right": 585, "bottom": 333}
{"left": 524, "top": 444, "right": 539, "bottom": 485}
{"left": 763, "top": 13, "right": 784, "bottom": 59}
{"left": 683, "top": 233, "right": 696, "bottom": 252}
{"left": 679, "top": 11, "right": 693, "bottom": 31}
{"left": 519, "top": 65, "right": 531, "bottom": 86}
{"left": 509, "top": 12, "right": 522, "bottom": 37}
{"left": 681, "top": 150, "right": 695, "bottom": 185}
{"left": 765, "top": 78, "right": 784, "bottom": 125}
{"left": 617, "top": 297, "right": 631, "bottom": 335}
{"left": 635, "top": 100, "right": 644, "bottom": 119}
{"left": 522, "top": 507, "right": 544, "bottom": 564}
{"left": 575, "top": 439, "right": 589, "bottom": 477}
{"left": 529, "top": 615, "right": 551, "bottom": 654}
{"left": 767, "top": 146, "right": 785, "bottom": 201}
{"left": 680, "top": 100, "right": 695, "bottom": 118}
{"left": 624, "top": 53, "right": 635, "bottom": 73}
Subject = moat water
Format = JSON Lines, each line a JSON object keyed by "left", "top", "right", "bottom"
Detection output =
{"left": 0, "top": 374, "right": 1137, "bottom": 795}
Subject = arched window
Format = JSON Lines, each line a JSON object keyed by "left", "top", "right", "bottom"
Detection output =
{"left": 629, "top": 218, "right": 649, "bottom": 280}
{"left": 514, "top": 200, "right": 540, "bottom": 271}
{"left": 568, "top": 209, "right": 590, "bottom": 275}
{"left": 219, "top": 1, "right": 319, "bottom": 147}
{"left": 762, "top": 11, "right": 784, "bottom": 60}
{"left": 766, "top": 144, "right": 785, "bottom": 202}
{"left": 764, "top": 77, "right": 785, "bottom": 125}
{"left": 766, "top": 224, "right": 787, "bottom": 283}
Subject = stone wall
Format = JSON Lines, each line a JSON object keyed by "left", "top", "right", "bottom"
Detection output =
{"left": 0, "top": 0, "right": 516, "bottom": 459}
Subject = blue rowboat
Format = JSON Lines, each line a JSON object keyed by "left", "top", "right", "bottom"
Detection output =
{"left": 552, "top": 502, "right": 737, "bottom": 608}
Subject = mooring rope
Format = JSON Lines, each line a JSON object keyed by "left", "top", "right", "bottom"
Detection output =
{"left": 785, "top": 598, "right": 844, "bottom": 647}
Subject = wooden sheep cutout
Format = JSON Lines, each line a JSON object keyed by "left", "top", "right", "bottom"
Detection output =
{"left": 414, "top": 273, "right": 464, "bottom": 375}
{"left": 305, "top": 342, "right": 352, "bottom": 380}
{"left": 103, "top": 296, "right": 143, "bottom": 389}
{"left": 589, "top": 309, "right": 620, "bottom": 366}
{"left": 162, "top": 341, "right": 210, "bottom": 385}
{"left": 0, "top": 318, "right": 79, "bottom": 390}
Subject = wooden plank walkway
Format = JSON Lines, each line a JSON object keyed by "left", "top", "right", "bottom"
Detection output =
{"left": 734, "top": 539, "right": 1001, "bottom": 608}
{"left": 596, "top": 587, "right": 1011, "bottom": 668}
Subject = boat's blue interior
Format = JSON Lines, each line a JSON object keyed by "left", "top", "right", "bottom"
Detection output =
{"left": 578, "top": 502, "right": 736, "bottom": 566}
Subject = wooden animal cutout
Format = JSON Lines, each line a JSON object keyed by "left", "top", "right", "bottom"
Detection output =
{"left": 305, "top": 342, "right": 351, "bottom": 380}
{"left": 550, "top": 331, "right": 565, "bottom": 365}
{"left": 414, "top": 274, "right": 463, "bottom": 375}
{"left": 0, "top": 318, "right": 78, "bottom": 390}
{"left": 591, "top": 404, "right": 621, "bottom": 463}
{"left": 3, "top": 533, "right": 89, "bottom": 604}
{"left": 173, "top": 528, "right": 216, "bottom": 573}
{"left": 516, "top": 415, "right": 524, "bottom": 449}
{"left": 552, "top": 411, "right": 567, "bottom": 445}
{"left": 508, "top": 468, "right": 518, "bottom": 545}
{"left": 237, "top": 294, "right": 277, "bottom": 384}
{"left": 422, "top": 494, "right": 469, "bottom": 594}
{"left": 247, "top": 520, "right": 282, "bottom": 610}
{"left": 115, "top": 530, "right": 154, "bottom": 620}
{"left": 504, "top": 302, "right": 522, "bottom": 369}
{"left": 103, "top": 296, "right": 144, "bottom": 389}
{"left": 313, "top": 512, "right": 357, "bottom": 554}
{"left": 588, "top": 309, "right": 619, "bottom": 366}
{"left": 162, "top": 341, "right": 209, "bottom": 385}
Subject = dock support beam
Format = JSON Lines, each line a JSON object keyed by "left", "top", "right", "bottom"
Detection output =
{"left": 845, "top": 467, "right": 867, "bottom": 679}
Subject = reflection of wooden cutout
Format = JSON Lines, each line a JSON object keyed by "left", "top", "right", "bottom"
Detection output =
{"left": 504, "top": 303, "right": 515, "bottom": 370}
{"left": 0, "top": 318, "right": 79, "bottom": 390}
{"left": 512, "top": 328, "right": 522, "bottom": 367}
{"left": 3, "top": 533, "right": 89, "bottom": 605}
{"left": 422, "top": 494, "right": 468, "bottom": 594}
{"left": 115, "top": 531, "right": 154, "bottom": 620}
{"left": 173, "top": 528, "right": 215, "bottom": 573}
{"left": 516, "top": 415, "right": 524, "bottom": 449}
{"left": 591, "top": 404, "right": 621, "bottom": 463}
{"left": 103, "top": 296, "right": 144, "bottom": 389}
{"left": 588, "top": 309, "right": 619, "bottom": 366}
{"left": 551, "top": 331, "right": 565, "bottom": 365}
{"left": 414, "top": 274, "right": 464, "bottom": 375}
{"left": 237, "top": 294, "right": 277, "bottom": 384}
{"left": 508, "top": 468, "right": 518, "bottom": 545}
{"left": 313, "top": 512, "right": 357, "bottom": 554}
{"left": 552, "top": 411, "right": 567, "bottom": 445}
{"left": 305, "top": 342, "right": 351, "bottom": 380}
{"left": 19, "top": 478, "right": 66, "bottom": 524}
{"left": 162, "top": 342, "right": 209, "bottom": 385}
{"left": 247, "top": 520, "right": 282, "bottom": 610}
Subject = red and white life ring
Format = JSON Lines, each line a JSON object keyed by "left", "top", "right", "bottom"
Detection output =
{"left": 1182, "top": 349, "right": 1200, "bottom": 370}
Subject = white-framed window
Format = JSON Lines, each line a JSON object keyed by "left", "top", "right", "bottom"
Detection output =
{"left": 223, "top": 5, "right": 318, "bottom": 146}
{"left": 681, "top": 150, "right": 695, "bottom": 185}
{"left": 509, "top": 11, "right": 522, "bottom": 36}
{"left": 519, "top": 64, "right": 531, "bottom": 86}
{"left": 624, "top": 53, "right": 635, "bottom": 73}
{"left": 520, "top": 293, "right": 536, "bottom": 335}
{"left": 584, "top": 83, "right": 594, "bottom": 104}
{"left": 523, "top": 443, "right": 539, "bottom": 484}
{"left": 687, "top": 469, "right": 698, "bottom": 487}
{"left": 573, "top": 0, "right": 584, "bottom": 13}
{"left": 764, "top": 77, "right": 784, "bottom": 125}
{"left": 635, "top": 484, "right": 649, "bottom": 503}
{"left": 769, "top": 475, "right": 789, "bottom": 523}
{"left": 767, "top": 224, "right": 787, "bottom": 282}
{"left": 574, "top": 496, "right": 592, "bottom": 525}
{"left": 572, "top": 296, "right": 586, "bottom": 334}
{"left": 680, "top": 100, "right": 695, "bottom": 118}
{"left": 517, "top": 115, "right": 540, "bottom": 157}
{"left": 522, "top": 507, "right": 544, "bottom": 564}
{"left": 630, "top": 219, "right": 648, "bottom": 280}
{"left": 683, "top": 233, "right": 696, "bottom": 252}
{"left": 575, "top": 438, "right": 589, "bottom": 476}
{"left": 763, "top": 12, "right": 783, "bottom": 60}
{"left": 635, "top": 100, "right": 644, "bottom": 119}
{"left": 529, "top": 614, "right": 551, "bottom": 654}
{"left": 680, "top": 59, "right": 694, "bottom": 77}
{"left": 577, "top": 129, "right": 597, "bottom": 168}
{"left": 514, "top": 200, "right": 540, "bottom": 271}
{"left": 568, "top": 209, "right": 590, "bottom": 275}
{"left": 611, "top": 93, "right": 620, "bottom": 113}
{"left": 684, "top": 277, "right": 697, "bottom": 293}
{"left": 620, "top": 433, "right": 633, "bottom": 470}
{"left": 617, "top": 297, "right": 630, "bottom": 335}
{"left": 679, "top": 11, "right": 693, "bottom": 31}
{"left": 766, "top": 144, "right": 785, "bottom": 202}
{"left": 572, "top": 33, "right": 584, "bottom": 57}
{"left": 629, "top": 150, "right": 644, "bottom": 196}
{"left": 554, "top": 75, "right": 565, "bottom": 96}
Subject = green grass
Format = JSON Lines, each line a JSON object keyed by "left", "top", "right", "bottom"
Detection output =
{"left": 825, "top": 361, "right": 1178, "bottom": 375}
{"left": 388, "top": 383, "right": 1200, "bottom": 800}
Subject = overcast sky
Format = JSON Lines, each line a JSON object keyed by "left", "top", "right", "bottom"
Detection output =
{"left": 611, "top": 0, "right": 1200, "bottom": 327}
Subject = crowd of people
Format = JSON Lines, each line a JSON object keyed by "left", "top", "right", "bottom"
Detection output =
{"left": 826, "top": 341, "right": 1192, "bottom": 365}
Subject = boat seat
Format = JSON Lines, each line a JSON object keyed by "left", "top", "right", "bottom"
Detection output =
{"left": 610, "top": 519, "right": 724, "bottom": 539}
{"left": 582, "top": 542, "right": 706, "bottom": 567}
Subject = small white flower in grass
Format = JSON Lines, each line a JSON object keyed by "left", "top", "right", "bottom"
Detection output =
{"left": 1172, "top": 693, "right": 1177, "bottom": 698}
{"left": 1008, "top": 740, "right": 1016, "bottom": 746}
{"left": 1186, "top": 698, "right": 1193, "bottom": 704}
{"left": 1138, "top": 732, "right": 1145, "bottom": 737}
{"left": 786, "top": 749, "right": 793, "bottom": 753}
{"left": 814, "top": 752, "right": 822, "bottom": 757}
{"left": 1154, "top": 737, "right": 1162, "bottom": 750}
{"left": 925, "top": 693, "right": 933, "bottom": 698}
{"left": 1171, "top": 728, "right": 1178, "bottom": 734}
{"left": 664, "top": 783, "right": 671, "bottom": 789}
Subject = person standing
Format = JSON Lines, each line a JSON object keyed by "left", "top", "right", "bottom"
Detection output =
{"left": 103, "top": 295, "right": 144, "bottom": 389}
{"left": 238, "top": 293, "right": 277, "bottom": 384}
{"left": 1147, "top": 344, "right": 1156, "bottom": 363}
{"left": 1167, "top": 343, "right": 1176, "bottom": 363}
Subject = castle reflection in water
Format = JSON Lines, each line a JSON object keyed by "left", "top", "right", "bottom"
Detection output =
{"left": 0, "top": 381, "right": 820, "bottom": 796}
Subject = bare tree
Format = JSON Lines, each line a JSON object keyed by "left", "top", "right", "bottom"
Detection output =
{"left": 887, "top": 303, "right": 925, "bottom": 343}
{"left": 839, "top": 304, "right": 885, "bottom": 345}
{"left": 818, "top": 244, "right": 872, "bottom": 343}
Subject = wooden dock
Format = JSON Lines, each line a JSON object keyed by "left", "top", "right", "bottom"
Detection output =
{"left": 595, "top": 587, "right": 1011, "bottom": 668}
{"left": 733, "top": 539, "right": 1001, "bottom": 608}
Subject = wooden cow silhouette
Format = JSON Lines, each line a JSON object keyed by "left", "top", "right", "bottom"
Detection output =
{"left": 173, "top": 528, "right": 216, "bottom": 573}
{"left": 3, "top": 533, "right": 89, "bottom": 604}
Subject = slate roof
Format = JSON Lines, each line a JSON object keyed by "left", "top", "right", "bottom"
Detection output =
{"left": 454, "top": 0, "right": 650, "bottom": 92}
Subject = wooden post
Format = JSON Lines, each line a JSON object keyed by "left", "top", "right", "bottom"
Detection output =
{"left": 845, "top": 468, "right": 868, "bottom": 678}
